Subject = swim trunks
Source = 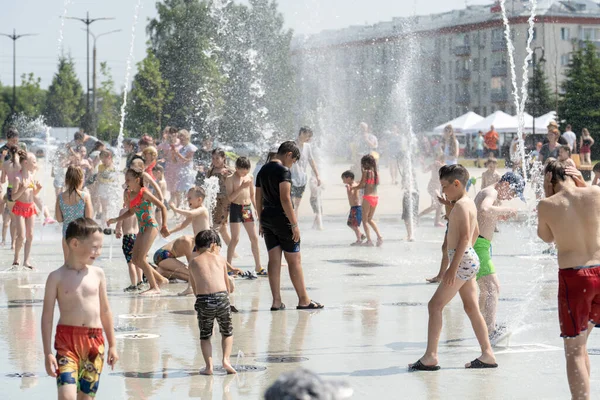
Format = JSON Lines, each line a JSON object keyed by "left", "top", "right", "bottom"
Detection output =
{"left": 194, "top": 291, "right": 233, "bottom": 340}
{"left": 12, "top": 200, "right": 37, "bottom": 218}
{"left": 291, "top": 185, "right": 306, "bottom": 199}
{"left": 260, "top": 214, "right": 300, "bottom": 253}
{"left": 558, "top": 265, "right": 600, "bottom": 338}
{"left": 229, "top": 203, "right": 254, "bottom": 223}
{"left": 122, "top": 234, "right": 137, "bottom": 263}
{"left": 448, "top": 247, "right": 480, "bottom": 281}
{"left": 347, "top": 205, "right": 362, "bottom": 227}
{"left": 54, "top": 325, "right": 104, "bottom": 396}
{"left": 153, "top": 248, "right": 174, "bottom": 265}
{"left": 474, "top": 236, "right": 496, "bottom": 280}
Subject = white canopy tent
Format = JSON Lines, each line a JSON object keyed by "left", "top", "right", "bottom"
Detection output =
{"left": 463, "top": 111, "right": 518, "bottom": 134}
{"left": 433, "top": 111, "right": 484, "bottom": 134}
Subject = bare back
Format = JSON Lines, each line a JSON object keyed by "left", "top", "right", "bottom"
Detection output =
{"left": 52, "top": 265, "right": 104, "bottom": 328}
{"left": 189, "top": 251, "right": 228, "bottom": 295}
{"left": 446, "top": 196, "right": 478, "bottom": 250}
{"left": 171, "top": 235, "right": 195, "bottom": 260}
{"left": 474, "top": 187, "right": 499, "bottom": 241}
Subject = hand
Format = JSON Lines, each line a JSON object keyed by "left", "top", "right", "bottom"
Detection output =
{"left": 168, "top": 201, "right": 176, "bottom": 210}
{"left": 259, "top": 223, "right": 264, "bottom": 237}
{"left": 160, "top": 225, "right": 170, "bottom": 238}
{"left": 107, "top": 219, "right": 116, "bottom": 227}
{"left": 107, "top": 347, "right": 119, "bottom": 370}
{"left": 291, "top": 225, "right": 300, "bottom": 242}
{"left": 316, "top": 177, "right": 322, "bottom": 186}
{"left": 115, "top": 230, "right": 122, "bottom": 239}
{"left": 45, "top": 354, "right": 58, "bottom": 377}
{"left": 241, "top": 179, "right": 252, "bottom": 188}
{"left": 35, "top": 182, "right": 42, "bottom": 191}
{"left": 442, "top": 268, "right": 456, "bottom": 286}
{"left": 437, "top": 194, "right": 451, "bottom": 207}
{"left": 565, "top": 166, "right": 587, "bottom": 188}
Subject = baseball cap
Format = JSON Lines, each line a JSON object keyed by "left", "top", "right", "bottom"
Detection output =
{"left": 499, "top": 172, "right": 525, "bottom": 202}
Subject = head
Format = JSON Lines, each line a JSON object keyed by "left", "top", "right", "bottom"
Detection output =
{"left": 142, "top": 146, "right": 158, "bottom": 163}
{"left": 211, "top": 148, "right": 226, "bottom": 168}
{"left": 23, "top": 152, "right": 37, "bottom": 172}
{"left": 439, "top": 164, "right": 470, "bottom": 201}
{"left": 443, "top": 125, "right": 454, "bottom": 139}
{"left": 544, "top": 160, "right": 570, "bottom": 196}
{"left": 235, "top": 156, "right": 251, "bottom": 176}
{"left": 130, "top": 156, "right": 145, "bottom": 170}
{"left": 593, "top": 162, "right": 600, "bottom": 176}
{"left": 547, "top": 128, "right": 560, "bottom": 144}
{"left": 359, "top": 122, "right": 369, "bottom": 134}
{"left": 77, "top": 145, "right": 87, "bottom": 159}
{"left": 65, "top": 165, "right": 84, "bottom": 192}
{"left": 202, "top": 136, "right": 213, "bottom": 150}
{"left": 478, "top": 131, "right": 483, "bottom": 137}
{"left": 341, "top": 170, "right": 355, "bottom": 185}
{"left": 536, "top": 141, "right": 543, "bottom": 151}
{"left": 162, "top": 126, "right": 171, "bottom": 139}
{"left": 177, "top": 129, "right": 191, "bottom": 145}
{"left": 6, "top": 126, "right": 19, "bottom": 145}
{"left": 168, "top": 126, "right": 179, "bottom": 143}
{"left": 152, "top": 164, "right": 164, "bottom": 180}
{"left": 74, "top": 131, "right": 84, "bottom": 144}
{"left": 65, "top": 218, "right": 103, "bottom": 263}
{"left": 496, "top": 172, "right": 525, "bottom": 201}
{"left": 547, "top": 121, "right": 558, "bottom": 132}
{"left": 187, "top": 186, "right": 206, "bottom": 208}
{"left": 298, "top": 126, "right": 313, "bottom": 143}
{"left": 276, "top": 141, "right": 301, "bottom": 168}
{"left": 123, "top": 139, "right": 135, "bottom": 153}
{"left": 484, "top": 158, "right": 498, "bottom": 171}
{"left": 566, "top": 124, "right": 572, "bottom": 131}
{"left": 138, "top": 138, "right": 151, "bottom": 152}
{"left": 557, "top": 145, "right": 571, "bottom": 162}
{"left": 100, "top": 149, "right": 114, "bottom": 165}
{"left": 264, "top": 368, "right": 352, "bottom": 400}
{"left": 92, "top": 141, "right": 105, "bottom": 153}
{"left": 490, "top": 125, "right": 495, "bottom": 131}
{"left": 360, "top": 154, "right": 377, "bottom": 171}
{"left": 140, "top": 134, "right": 154, "bottom": 146}
{"left": 582, "top": 128, "right": 590, "bottom": 137}
{"left": 194, "top": 229, "right": 221, "bottom": 253}
{"left": 125, "top": 168, "right": 144, "bottom": 191}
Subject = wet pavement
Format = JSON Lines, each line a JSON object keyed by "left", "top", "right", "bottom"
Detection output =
{"left": 0, "top": 163, "right": 598, "bottom": 399}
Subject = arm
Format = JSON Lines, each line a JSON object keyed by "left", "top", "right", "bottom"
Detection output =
{"left": 280, "top": 181, "right": 300, "bottom": 242}
{"left": 55, "top": 196, "right": 63, "bottom": 223}
{"left": 227, "top": 179, "right": 252, "bottom": 203}
{"left": 115, "top": 209, "right": 126, "bottom": 238}
{"left": 188, "top": 262, "right": 197, "bottom": 295}
{"left": 224, "top": 260, "right": 232, "bottom": 294}
{"left": 309, "top": 158, "right": 320, "bottom": 185}
{"left": 144, "top": 190, "right": 168, "bottom": 235}
{"left": 98, "top": 269, "right": 118, "bottom": 369}
{"left": 255, "top": 187, "right": 263, "bottom": 220}
{"left": 250, "top": 180, "right": 257, "bottom": 211}
{"left": 168, "top": 217, "right": 192, "bottom": 235}
{"left": 480, "top": 196, "right": 516, "bottom": 217}
{"left": 593, "top": 173, "right": 600, "bottom": 186}
{"left": 143, "top": 172, "right": 163, "bottom": 201}
{"left": 537, "top": 201, "right": 554, "bottom": 243}
{"left": 352, "top": 171, "right": 366, "bottom": 190}
{"left": 84, "top": 193, "right": 94, "bottom": 219}
{"left": 41, "top": 272, "right": 58, "bottom": 377}
{"left": 590, "top": 137, "right": 595, "bottom": 146}
{"left": 107, "top": 208, "right": 134, "bottom": 226}
{"left": 170, "top": 204, "right": 206, "bottom": 218}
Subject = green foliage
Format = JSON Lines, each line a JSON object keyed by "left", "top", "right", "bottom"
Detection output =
{"left": 558, "top": 41, "right": 600, "bottom": 157}
{"left": 96, "top": 62, "right": 120, "bottom": 141}
{"left": 16, "top": 73, "right": 46, "bottom": 118}
{"left": 43, "top": 56, "right": 85, "bottom": 127}
{"left": 126, "top": 48, "right": 171, "bottom": 136}
{"left": 525, "top": 63, "right": 553, "bottom": 118}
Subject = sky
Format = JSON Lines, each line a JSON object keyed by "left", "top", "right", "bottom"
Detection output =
{"left": 0, "top": 0, "right": 493, "bottom": 91}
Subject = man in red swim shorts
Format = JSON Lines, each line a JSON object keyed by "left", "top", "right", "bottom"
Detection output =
{"left": 537, "top": 160, "right": 600, "bottom": 400}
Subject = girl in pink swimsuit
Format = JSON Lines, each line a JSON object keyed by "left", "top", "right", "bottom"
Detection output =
{"left": 353, "top": 154, "right": 383, "bottom": 247}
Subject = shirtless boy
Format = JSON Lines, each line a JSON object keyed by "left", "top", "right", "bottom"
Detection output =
{"left": 153, "top": 235, "right": 195, "bottom": 284}
{"left": 473, "top": 172, "right": 522, "bottom": 344}
{"left": 41, "top": 218, "right": 118, "bottom": 399}
{"left": 225, "top": 157, "right": 263, "bottom": 275}
{"left": 1, "top": 144, "right": 23, "bottom": 249}
{"left": 538, "top": 160, "right": 599, "bottom": 400}
{"left": 481, "top": 158, "right": 501, "bottom": 189}
{"left": 410, "top": 164, "right": 497, "bottom": 371}
{"left": 341, "top": 170, "right": 364, "bottom": 245}
{"left": 189, "top": 230, "right": 235, "bottom": 375}
{"left": 115, "top": 207, "right": 142, "bottom": 292}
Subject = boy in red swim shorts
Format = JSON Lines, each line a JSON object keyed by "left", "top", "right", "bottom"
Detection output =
{"left": 538, "top": 160, "right": 600, "bottom": 400}
{"left": 41, "top": 218, "right": 118, "bottom": 398}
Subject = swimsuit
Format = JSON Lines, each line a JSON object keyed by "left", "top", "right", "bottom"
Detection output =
{"left": 194, "top": 291, "right": 233, "bottom": 340}
{"left": 363, "top": 195, "right": 379, "bottom": 207}
{"left": 448, "top": 247, "right": 480, "bottom": 281}
{"left": 581, "top": 139, "right": 592, "bottom": 154}
{"left": 558, "top": 265, "right": 600, "bottom": 338}
{"left": 474, "top": 235, "right": 496, "bottom": 280}
{"left": 129, "top": 187, "right": 158, "bottom": 233}
{"left": 122, "top": 234, "right": 137, "bottom": 263}
{"left": 12, "top": 201, "right": 37, "bottom": 218}
{"left": 153, "top": 248, "right": 175, "bottom": 265}
{"left": 59, "top": 193, "right": 86, "bottom": 238}
{"left": 229, "top": 203, "right": 254, "bottom": 223}
{"left": 3, "top": 184, "right": 14, "bottom": 215}
{"left": 363, "top": 170, "right": 379, "bottom": 207}
{"left": 347, "top": 205, "right": 362, "bottom": 227}
{"left": 54, "top": 325, "right": 104, "bottom": 396}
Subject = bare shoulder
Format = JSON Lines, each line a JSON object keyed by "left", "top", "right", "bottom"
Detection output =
{"left": 47, "top": 267, "right": 64, "bottom": 283}
{"left": 90, "top": 265, "right": 106, "bottom": 279}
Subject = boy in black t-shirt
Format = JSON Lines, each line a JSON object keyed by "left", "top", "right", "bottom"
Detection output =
{"left": 255, "top": 141, "right": 324, "bottom": 311}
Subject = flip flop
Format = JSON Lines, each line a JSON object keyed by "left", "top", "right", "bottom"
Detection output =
{"left": 230, "top": 305, "right": 239, "bottom": 313}
{"left": 466, "top": 358, "right": 498, "bottom": 369}
{"left": 270, "top": 303, "right": 286, "bottom": 311}
{"left": 296, "top": 300, "right": 324, "bottom": 310}
{"left": 257, "top": 269, "right": 268, "bottom": 277}
{"left": 408, "top": 359, "right": 441, "bottom": 371}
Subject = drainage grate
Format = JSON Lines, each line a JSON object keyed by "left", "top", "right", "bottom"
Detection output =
{"left": 114, "top": 326, "right": 139, "bottom": 333}
{"left": 170, "top": 310, "right": 195, "bottom": 316}
{"left": 282, "top": 287, "right": 316, "bottom": 291}
{"left": 8, "top": 299, "right": 42, "bottom": 304}
{"left": 255, "top": 356, "right": 308, "bottom": 363}
{"left": 118, "top": 314, "right": 156, "bottom": 319}
{"left": 115, "top": 333, "right": 160, "bottom": 340}
{"left": 386, "top": 302, "right": 425, "bottom": 307}
{"left": 6, "top": 372, "right": 36, "bottom": 378}
{"left": 345, "top": 273, "right": 374, "bottom": 277}
{"left": 498, "top": 298, "right": 523, "bottom": 302}
{"left": 113, "top": 366, "right": 265, "bottom": 378}
{"left": 589, "top": 349, "right": 600, "bottom": 355}
{"left": 216, "top": 365, "right": 266, "bottom": 373}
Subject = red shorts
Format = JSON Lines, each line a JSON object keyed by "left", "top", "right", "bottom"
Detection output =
{"left": 12, "top": 200, "right": 37, "bottom": 218}
{"left": 558, "top": 266, "right": 600, "bottom": 338}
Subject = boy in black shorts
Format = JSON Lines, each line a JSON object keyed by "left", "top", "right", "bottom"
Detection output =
{"left": 255, "top": 141, "right": 324, "bottom": 311}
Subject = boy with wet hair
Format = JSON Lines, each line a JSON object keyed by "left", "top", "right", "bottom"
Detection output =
{"left": 481, "top": 158, "right": 501, "bottom": 189}
{"left": 341, "top": 170, "right": 364, "bottom": 245}
{"left": 41, "top": 218, "right": 118, "bottom": 398}
{"left": 557, "top": 145, "right": 577, "bottom": 168}
{"left": 537, "top": 160, "right": 599, "bottom": 399}
{"left": 410, "top": 164, "right": 497, "bottom": 371}
{"left": 189, "top": 229, "right": 236, "bottom": 375}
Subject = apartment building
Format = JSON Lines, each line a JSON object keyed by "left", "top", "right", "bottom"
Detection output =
{"left": 292, "top": 0, "right": 600, "bottom": 131}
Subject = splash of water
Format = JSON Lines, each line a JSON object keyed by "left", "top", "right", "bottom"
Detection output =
{"left": 57, "top": 0, "right": 72, "bottom": 57}
{"left": 201, "top": 176, "right": 220, "bottom": 227}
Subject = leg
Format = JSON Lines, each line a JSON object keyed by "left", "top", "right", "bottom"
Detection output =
{"left": 23, "top": 216, "right": 35, "bottom": 267}
{"left": 2, "top": 208, "right": 9, "bottom": 245}
{"left": 131, "top": 228, "right": 167, "bottom": 294}
{"left": 283, "top": 251, "right": 311, "bottom": 307}
{"left": 243, "top": 222, "right": 262, "bottom": 272}
{"left": 563, "top": 324, "right": 594, "bottom": 400}
{"left": 350, "top": 225, "right": 362, "bottom": 242}
{"left": 267, "top": 246, "right": 283, "bottom": 309}
{"left": 156, "top": 259, "right": 189, "bottom": 281}
{"left": 361, "top": 200, "right": 372, "bottom": 243}
{"left": 57, "top": 384, "right": 77, "bottom": 400}
{"left": 12, "top": 215, "right": 25, "bottom": 265}
{"left": 459, "top": 279, "right": 496, "bottom": 366}
{"left": 292, "top": 196, "right": 301, "bottom": 217}
{"left": 477, "top": 274, "right": 500, "bottom": 333}
{"left": 10, "top": 212, "right": 16, "bottom": 249}
{"left": 127, "top": 262, "right": 138, "bottom": 286}
{"left": 367, "top": 204, "right": 383, "bottom": 241}
{"left": 221, "top": 335, "right": 235, "bottom": 374}
{"left": 405, "top": 220, "right": 413, "bottom": 241}
{"left": 200, "top": 339, "right": 214, "bottom": 375}
{"left": 227, "top": 223, "right": 241, "bottom": 267}
{"left": 219, "top": 222, "right": 232, "bottom": 247}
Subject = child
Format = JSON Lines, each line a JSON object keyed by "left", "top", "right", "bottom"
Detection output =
{"left": 410, "top": 165, "right": 497, "bottom": 371}
{"left": 352, "top": 154, "right": 383, "bottom": 247}
{"left": 419, "top": 153, "right": 444, "bottom": 227}
{"left": 481, "top": 158, "right": 501, "bottom": 189}
{"left": 309, "top": 175, "right": 324, "bottom": 230}
{"left": 188, "top": 229, "right": 235, "bottom": 375}
{"left": 207, "top": 148, "right": 234, "bottom": 246}
{"left": 2, "top": 145, "right": 24, "bottom": 249}
{"left": 592, "top": 162, "right": 600, "bottom": 186}
{"left": 153, "top": 235, "right": 195, "bottom": 284}
{"left": 225, "top": 157, "right": 264, "bottom": 275}
{"left": 107, "top": 168, "right": 170, "bottom": 295}
{"left": 341, "top": 170, "right": 364, "bottom": 245}
{"left": 152, "top": 164, "right": 169, "bottom": 226}
{"left": 115, "top": 207, "right": 142, "bottom": 292}
{"left": 402, "top": 168, "right": 420, "bottom": 242}
{"left": 557, "top": 145, "right": 577, "bottom": 168}
{"left": 41, "top": 218, "right": 118, "bottom": 398}
{"left": 142, "top": 146, "right": 158, "bottom": 180}
{"left": 96, "top": 149, "right": 119, "bottom": 228}
{"left": 130, "top": 157, "right": 164, "bottom": 201}
{"left": 55, "top": 166, "right": 94, "bottom": 260}
{"left": 11, "top": 152, "right": 42, "bottom": 269}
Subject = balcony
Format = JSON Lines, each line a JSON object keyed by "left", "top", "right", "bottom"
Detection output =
{"left": 454, "top": 45, "right": 471, "bottom": 56}
{"left": 455, "top": 93, "right": 470, "bottom": 104}
{"left": 492, "top": 40, "right": 506, "bottom": 52}
{"left": 491, "top": 90, "right": 509, "bottom": 103}
{"left": 491, "top": 65, "right": 508, "bottom": 77}
{"left": 456, "top": 69, "right": 471, "bottom": 80}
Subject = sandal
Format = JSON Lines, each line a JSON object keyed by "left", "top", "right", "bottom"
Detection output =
{"left": 270, "top": 303, "right": 286, "bottom": 311}
{"left": 256, "top": 268, "right": 268, "bottom": 277}
{"left": 376, "top": 237, "right": 384, "bottom": 247}
{"left": 296, "top": 300, "right": 324, "bottom": 310}
{"left": 408, "top": 359, "right": 441, "bottom": 371}
{"left": 123, "top": 285, "right": 137, "bottom": 292}
{"left": 465, "top": 358, "right": 498, "bottom": 369}
{"left": 230, "top": 305, "right": 239, "bottom": 313}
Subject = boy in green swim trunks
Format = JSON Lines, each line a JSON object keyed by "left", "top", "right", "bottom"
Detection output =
{"left": 473, "top": 172, "right": 523, "bottom": 344}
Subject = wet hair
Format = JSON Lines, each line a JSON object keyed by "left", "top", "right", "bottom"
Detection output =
{"left": 168, "top": 126, "right": 178, "bottom": 134}
{"left": 594, "top": 162, "right": 600, "bottom": 173}
{"left": 130, "top": 154, "right": 145, "bottom": 164}
{"left": 277, "top": 141, "right": 301, "bottom": 160}
{"left": 138, "top": 138, "right": 151, "bottom": 148}
{"left": 65, "top": 165, "right": 84, "bottom": 197}
{"left": 126, "top": 168, "right": 144, "bottom": 187}
{"left": 188, "top": 186, "right": 206, "bottom": 199}
{"left": 264, "top": 368, "right": 350, "bottom": 400}
{"left": 195, "top": 229, "right": 221, "bottom": 250}
{"left": 341, "top": 170, "right": 355, "bottom": 180}
{"left": 558, "top": 145, "right": 571, "bottom": 157}
{"left": 439, "top": 164, "right": 470, "bottom": 187}
{"left": 544, "top": 160, "right": 568, "bottom": 184}
{"left": 299, "top": 126, "right": 313, "bottom": 137}
{"left": 212, "top": 148, "right": 226, "bottom": 159}
{"left": 65, "top": 217, "right": 102, "bottom": 243}
{"left": 484, "top": 158, "right": 498, "bottom": 167}
{"left": 361, "top": 154, "right": 378, "bottom": 185}
{"left": 152, "top": 164, "right": 164, "bottom": 174}
{"left": 235, "top": 156, "right": 251, "bottom": 170}
{"left": 6, "top": 126, "right": 18, "bottom": 139}
{"left": 92, "top": 141, "right": 105, "bottom": 152}
{"left": 74, "top": 132, "right": 84, "bottom": 141}
{"left": 10, "top": 146, "right": 27, "bottom": 164}
{"left": 99, "top": 149, "right": 113, "bottom": 159}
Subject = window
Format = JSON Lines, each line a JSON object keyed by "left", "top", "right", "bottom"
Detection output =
{"left": 491, "top": 28, "right": 503, "bottom": 41}
{"left": 482, "top": 31, "right": 487, "bottom": 46}
{"left": 561, "top": 54, "right": 571, "bottom": 66}
{"left": 561, "top": 27, "right": 570, "bottom": 41}
{"left": 456, "top": 107, "right": 460, "bottom": 117}
{"left": 473, "top": 58, "right": 480, "bottom": 71}
{"left": 455, "top": 60, "right": 460, "bottom": 71}
{"left": 483, "top": 57, "right": 487, "bottom": 70}
{"left": 474, "top": 106, "right": 480, "bottom": 114}
{"left": 483, "top": 82, "right": 488, "bottom": 94}
{"left": 583, "top": 28, "right": 594, "bottom": 40}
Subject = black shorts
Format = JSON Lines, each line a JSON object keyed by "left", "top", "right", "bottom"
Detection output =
{"left": 261, "top": 213, "right": 300, "bottom": 253}
{"left": 291, "top": 185, "right": 306, "bottom": 199}
{"left": 194, "top": 292, "right": 232, "bottom": 340}
{"left": 229, "top": 203, "right": 254, "bottom": 223}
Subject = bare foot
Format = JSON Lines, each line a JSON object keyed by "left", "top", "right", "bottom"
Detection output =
{"left": 200, "top": 367, "right": 213, "bottom": 375}
{"left": 158, "top": 278, "right": 170, "bottom": 287}
{"left": 426, "top": 276, "right": 442, "bottom": 284}
{"left": 178, "top": 286, "right": 194, "bottom": 296}
{"left": 222, "top": 360, "right": 237, "bottom": 375}
{"left": 362, "top": 241, "right": 374, "bottom": 247}
{"left": 140, "top": 288, "right": 161, "bottom": 296}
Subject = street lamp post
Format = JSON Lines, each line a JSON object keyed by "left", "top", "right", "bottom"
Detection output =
{"left": 531, "top": 46, "right": 545, "bottom": 135}
{"left": 84, "top": 29, "right": 121, "bottom": 113}
{"left": 0, "top": 29, "right": 37, "bottom": 115}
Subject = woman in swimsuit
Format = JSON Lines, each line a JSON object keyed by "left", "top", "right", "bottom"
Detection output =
{"left": 108, "top": 168, "right": 170, "bottom": 295}
{"left": 580, "top": 128, "right": 594, "bottom": 165}
{"left": 55, "top": 166, "right": 94, "bottom": 260}
{"left": 353, "top": 154, "right": 383, "bottom": 247}
{"left": 207, "top": 148, "right": 234, "bottom": 246}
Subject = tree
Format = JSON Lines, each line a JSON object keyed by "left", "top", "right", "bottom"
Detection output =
{"left": 44, "top": 56, "right": 85, "bottom": 127}
{"left": 95, "top": 62, "right": 120, "bottom": 141}
{"left": 525, "top": 63, "right": 553, "bottom": 118}
{"left": 558, "top": 41, "right": 600, "bottom": 157}
{"left": 126, "top": 48, "right": 171, "bottom": 135}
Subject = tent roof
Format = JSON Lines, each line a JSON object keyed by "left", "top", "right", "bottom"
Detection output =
{"left": 464, "top": 111, "right": 518, "bottom": 133}
{"left": 434, "top": 111, "right": 484, "bottom": 133}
